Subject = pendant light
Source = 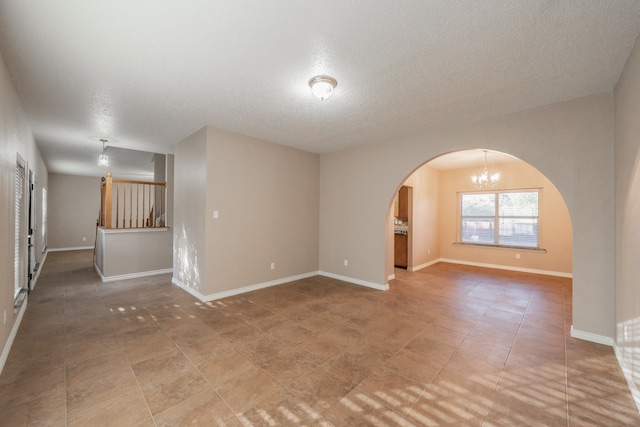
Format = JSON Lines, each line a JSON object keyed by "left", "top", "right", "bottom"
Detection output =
{"left": 98, "top": 139, "right": 109, "bottom": 167}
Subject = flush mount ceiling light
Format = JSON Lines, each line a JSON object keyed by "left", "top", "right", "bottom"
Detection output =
{"left": 308, "top": 75, "right": 337, "bottom": 100}
{"left": 471, "top": 150, "right": 500, "bottom": 189}
{"left": 98, "top": 138, "right": 109, "bottom": 167}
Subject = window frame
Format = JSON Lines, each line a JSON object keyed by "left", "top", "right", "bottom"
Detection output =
{"left": 458, "top": 188, "right": 541, "bottom": 250}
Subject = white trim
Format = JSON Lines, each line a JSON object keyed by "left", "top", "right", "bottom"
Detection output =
{"left": 48, "top": 246, "right": 93, "bottom": 252}
{"left": 0, "top": 298, "right": 28, "bottom": 375}
{"left": 172, "top": 271, "right": 319, "bottom": 302}
{"left": 171, "top": 277, "right": 207, "bottom": 300}
{"left": 613, "top": 342, "right": 640, "bottom": 412}
{"left": 570, "top": 326, "right": 614, "bottom": 346}
{"left": 439, "top": 258, "right": 572, "bottom": 278}
{"left": 387, "top": 273, "right": 396, "bottom": 281}
{"left": 100, "top": 227, "right": 169, "bottom": 234}
{"left": 409, "top": 259, "right": 440, "bottom": 272}
{"left": 95, "top": 263, "right": 173, "bottom": 282}
{"left": 318, "top": 271, "right": 389, "bottom": 291}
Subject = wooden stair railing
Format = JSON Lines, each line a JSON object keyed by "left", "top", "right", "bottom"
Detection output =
{"left": 99, "top": 172, "right": 167, "bottom": 229}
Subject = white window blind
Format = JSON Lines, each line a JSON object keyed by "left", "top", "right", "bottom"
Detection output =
{"left": 15, "top": 157, "right": 26, "bottom": 299}
{"left": 460, "top": 190, "right": 539, "bottom": 248}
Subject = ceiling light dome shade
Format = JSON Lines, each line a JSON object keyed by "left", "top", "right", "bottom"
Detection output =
{"left": 308, "top": 75, "right": 337, "bottom": 100}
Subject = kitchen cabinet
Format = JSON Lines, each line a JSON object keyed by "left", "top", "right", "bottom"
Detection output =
{"left": 398, "top": 186, "right": 409, "bottom": 219}
{"left": 394, "top": 233, "right": 408, "bottom": 268}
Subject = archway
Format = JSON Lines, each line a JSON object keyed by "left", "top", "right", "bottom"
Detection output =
{"left": 385, "top": 149, "right": 572, "bottom": 284}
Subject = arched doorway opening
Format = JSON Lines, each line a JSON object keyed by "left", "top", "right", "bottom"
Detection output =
{"left": 386, "top": 149, "right": 573, "bottom": 284}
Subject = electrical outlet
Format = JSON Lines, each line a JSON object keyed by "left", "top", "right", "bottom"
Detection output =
{"left": 344, "top": 259, "right": 348, "bottom": 266}
{"left": 213, "top": 210, "right": 219, "bottom": 219}
{"left": 427, "top": 249, "right": 431, "bottom": 255}
{"left": 82, "top": 236, "right": 87, "bottom": 242}
{"left": 270, "top": 262, "right": 275, "bottom": 270}
{"left": 515, "top": 253, "right": 521, "bottom": 259}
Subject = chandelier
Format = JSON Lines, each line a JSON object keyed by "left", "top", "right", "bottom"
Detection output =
{"left": 471, "top": 150, "right": 500, "bottom": 189}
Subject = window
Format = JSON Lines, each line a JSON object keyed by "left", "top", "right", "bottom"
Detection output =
{"left": 15, "top": 156, "right": 26, "bottom": 299}
{"left": 460, "top": 190, "right": 539, "bottom": 248}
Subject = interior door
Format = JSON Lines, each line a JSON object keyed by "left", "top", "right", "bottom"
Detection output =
{"left": 27, "top": 169, "right": 36, "bottom": 290}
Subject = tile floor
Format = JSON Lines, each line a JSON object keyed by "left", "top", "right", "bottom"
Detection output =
{"left": 1, "top": 250, "right": 639, "bottom": 426}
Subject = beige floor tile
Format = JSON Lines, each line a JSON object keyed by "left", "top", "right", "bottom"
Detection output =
{"left": 287, "top": 366, "right": 355, "bottom": 413}
{"left": 0, "top": 366, "right": 66, "bottom": 408}
{"left": 385, "top": 348, "right": 444, "bottom": 386}
{"left": 123, "top": 334, "right": 178, "bottom": 365}
{"left": 131, "top": 347, "right": 194, "bottom": 385}
{"left": 259, "top": 347, "right": 319, "bottom": 385}
{"left": 0, "top": 383, "right": 66, "bottom": 427}
{"left": 215, "top": 365, "right": 285, "bottom": 414}
{"left": 270, "top": 321, "right": 317, "bottom": 346}
{"left": 237, "top": 333, "right": 292, "bottom": 364}
{"left": 178, "top": 334, "right": 235, "bottom": 365}
{"left": 140, "top": 366, "right": 210, "bottom": 415}
{"left": 66, "top": 367, "right": 139, "bottom": 418}
{"left": 2, "top": 251, "right": 639, "bottom": 426}
{"left": 154, "top": 389, "right": 242, "bottom": 427}
{"left": 239, "top": 389, "right": 326, "bottom": 426}
{"left": 323, "top": 389, "right": 415, "bottom": 427}
{"left": 66, "top": 351, "right": 131, "bottom": 388}
{"left": 68, "top": 389, "right": 154, "bottom": 427}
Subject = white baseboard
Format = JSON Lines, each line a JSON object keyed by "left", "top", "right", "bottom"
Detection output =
{"left": 30, "top": 250, "right": 48, "bottom": 291}
{"left": 409, "top": 259, "right": 441, "bottom": 272}
{"left": 95, "top": 263, "right": 173, "bottom": 282}
{"left": 48, "top": 246, "right": 94, "bottom": 252}
{"left": 614, "top": 342, "right": 640, "bottom": 412}
{"left": 570, "top": 326, "right": 614, "bottom": 346}
{"left": 171, "top": 277, "right": 207, "bottom": 301}
{"left": 439, "top": 258, "right": 572, "bottom": 278}
{"left": 387, "top": 273, "right": 396, "bottom": 282}
{"left": 318, "top": 271, "right": 389, "bottom": 291}
{"left": 172, "top": 271, "right": 320, "bottom": 302}
{"left": 0, "top": 299, "right": 29, "bottom": 376}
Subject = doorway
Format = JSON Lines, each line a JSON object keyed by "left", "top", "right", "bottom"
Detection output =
{"left": 27, "top": 169, "right": 37, "bottom": 290}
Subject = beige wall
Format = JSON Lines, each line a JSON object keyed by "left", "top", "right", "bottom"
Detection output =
{"left": 614, "top": 33, "right": 640, "bottom": 406}
{"left": 47, "top": 173, "right": 100, "bottom": 250}
{"left": 173, "top": 128, "right": 207, "bottom": 293}
{"left": 402, "top": 165, "right": 441, "bottom": 269}
{"left": 320, "top": 92, "right": 614, "bottom": 339}
{"left": 96, "top": 228, "right": 172, "bottom": 278}
{"left": 0, "top": 55, "right": 47, "bottom": 366}
{"left": 173, "top": 126, "right": 320, "bottom": 298}
{"left": 437, "top": 160, "right": 572, "bottom": 274}
{"left": 204, "top": 127, "right": 320, "bottom": 295}
{"left": 165, "top": 154, "right": 174, "bottom": 229}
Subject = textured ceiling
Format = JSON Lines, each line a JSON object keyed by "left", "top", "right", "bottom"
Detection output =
{"left": 1, "top": 1, "right": 640, "bottom": 177}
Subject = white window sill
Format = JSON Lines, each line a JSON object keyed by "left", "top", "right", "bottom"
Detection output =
{"left": 453, "top": 242, "right": 547, "bottom": 253}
